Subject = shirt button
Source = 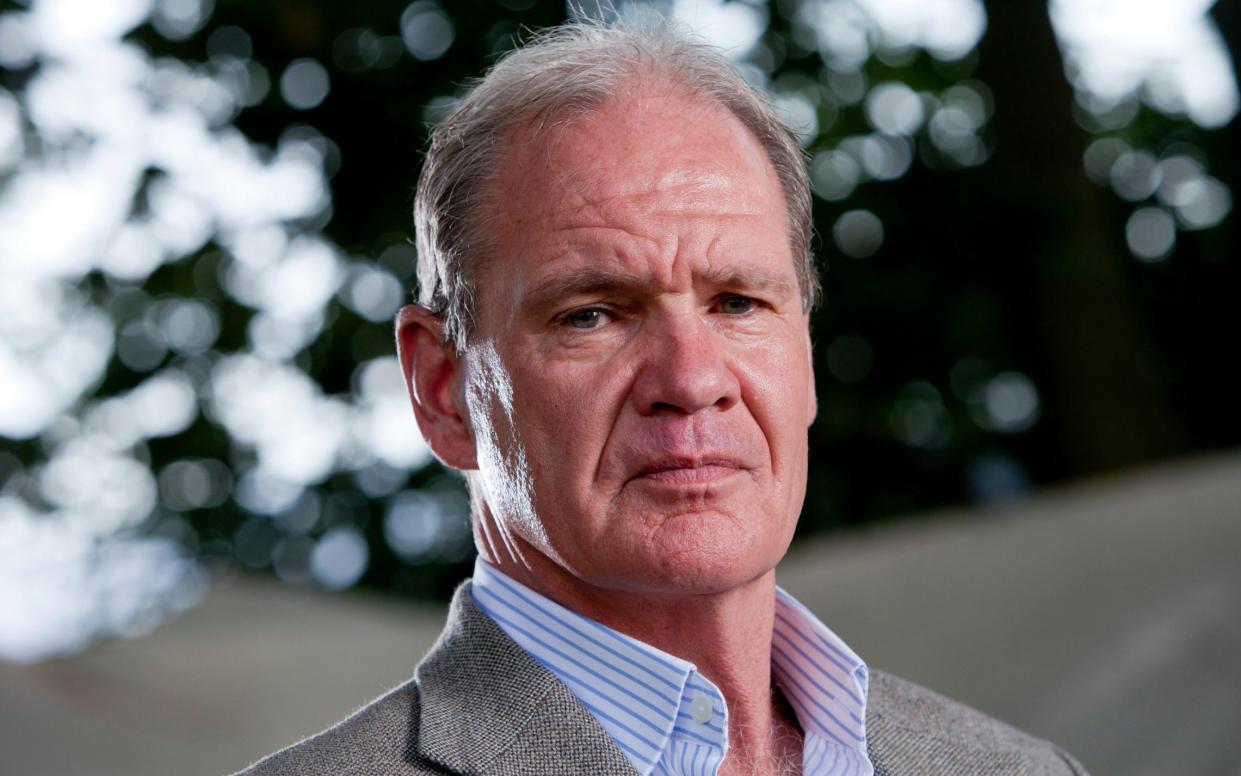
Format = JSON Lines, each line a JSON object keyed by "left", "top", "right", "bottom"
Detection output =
{"left": 689, "top": 696, "right": 713, "bottom": 725}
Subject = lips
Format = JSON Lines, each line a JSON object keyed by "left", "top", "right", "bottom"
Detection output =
{"left": 605, "top": 418, "right": 763, "bottom": 489}
{"left": 630, "top": 455, "right": 750, "bottom": 484}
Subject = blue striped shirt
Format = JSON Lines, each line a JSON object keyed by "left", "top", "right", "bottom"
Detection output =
{"left": 472, "top": 559, "right": 873, "bottom": 776}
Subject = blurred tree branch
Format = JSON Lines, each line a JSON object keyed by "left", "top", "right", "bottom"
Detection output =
{"left": 977, "top": 0, "right": 1186, "bottom": 472}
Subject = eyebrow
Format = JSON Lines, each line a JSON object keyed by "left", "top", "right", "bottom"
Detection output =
{"left": 522, "top": 264, "right": 799, "bottom": 315}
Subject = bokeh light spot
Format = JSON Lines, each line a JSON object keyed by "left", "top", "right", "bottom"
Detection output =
{"left": 833, "top": 209, "right": 885, "bottom": 258}
{"left": 1082, "top": 136, "right": 1129, "bottom": 185}
{"left": 810, "top": 149, "right": 860, "bottom": 201}
{"left": 966, "top": 451, "right": 1030, "bottom": 503}
{"left": 273, "top": 535, "right": 315, "bottom": 584}
{"left": 158, "top": 298, "right": 221, "bottom": 355}
{"left": 274, "top": 490, "right": 322, "bottom": 536}
{"left": 353, "top": 357, "right": 432, "bottom": 470}
{"left": 858, "top": 133, "right": 913, "bottom": 180}
{"left": 1109, "top": 149, "right": 1161, "bottom": 202}
{"left": 772, "top": 91, "right": 819, "bottom": 146}
{"left": 234, "top": 467, "right": 304, "bottom": 515}
{"left": 0, "top": 90, "right": 23, "bottom": 170}
{"left": 0, "top": 13, "right": 37, "bottom": 69}
{"left": 234, "top": 516, "right": 278, "bottom": 569}
{"left": 342, "top": 263, "right": 404, "bottom": 324}
{"left": 889, "top": 381, "right": 953, "bottom": 450}
{"left": 1125, "top": 206, "right": 1176, "bottom": 262}
{"left": 401, "top": 1, "right": 455, "bottom": 62}
{"left": 117, "top": 319, "right": 168, "bottom": 372}
{"left": 979, "top": 371, "right": 1040, "bottom": 432}
{"left": 384, "top": 488, "right": 470, "bottom": 562}
{"left": 151, "top": 0, "right": 214, "bottom": 42}
{"left": 205, "top": 24, "right": 252, "bottom": 60}
{"left": 279, "top": 59, "right": 330, "bottom": 111}
{"left": 1173, "top": 177, "right": 1232, "bottom": 230}
{"left": 354, "top": 461, "right": 408, "bottom": 499}
{"left": 825, "top": 67, "right": 867, "bottom": 105}
{"left": 928, "top": 105, "right": 986, "bottom": 166}
{"left": 159, "top": 458, "right": 232, "bottom": 511}
{"left": 310, "top": 526, "right": 370, "bottom": 591}
{"left": 950, "top": 356, "right": 990, "bottom": 403}
{"left": 1156, "top": 153, "right": 1205, "bottom": 205}
{"left": 127, "top": 369, "right": 198, "bottom": 438}
{"left": 865, "top": 81, "right": 924, "bottom": 136}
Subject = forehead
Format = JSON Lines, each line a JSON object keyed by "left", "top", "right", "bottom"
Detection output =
{"left": 486, "top": 82, "right": 787, "bottom": 238}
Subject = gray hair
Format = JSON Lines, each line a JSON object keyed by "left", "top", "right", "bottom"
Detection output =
{"left": 413, "top": 16, "right": 819, "bottom": 351}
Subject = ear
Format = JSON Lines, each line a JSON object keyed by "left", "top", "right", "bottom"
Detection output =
{"left": 804, "top": 315, "right": 818, "bottom": 425}
{"left": 395, "top": 305, "right": 478, "bottom": 470}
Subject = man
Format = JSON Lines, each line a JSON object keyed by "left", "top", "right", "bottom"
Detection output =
{"left": 237, "top": 17, "right": 1086, "bottom": 776}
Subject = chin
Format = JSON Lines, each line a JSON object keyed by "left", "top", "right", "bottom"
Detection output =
{"left": 619, "top": 561, "right": 775, "bottom": 598}
{"left": 593, "top": 529, "right": 789, "bottom": 597}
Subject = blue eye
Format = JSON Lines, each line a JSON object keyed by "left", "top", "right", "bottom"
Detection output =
{"left": 719, "top": 295, "right": 757, "bottom": 314}
{"left": 564, "top": 308, "right": 607, "bottom": 329}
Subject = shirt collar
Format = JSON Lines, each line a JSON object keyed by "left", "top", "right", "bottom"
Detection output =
{"left": 471, "top": 558, "right": 869, "bottom": 775}
{"left": 772, "top": 588, "right": 870, "bottom": 767}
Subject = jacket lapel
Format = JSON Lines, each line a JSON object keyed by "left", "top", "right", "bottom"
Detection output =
{"left": 414, "top": 581, "right": 637, "bottom": 776}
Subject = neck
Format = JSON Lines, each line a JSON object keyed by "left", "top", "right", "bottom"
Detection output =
{"left": 476, "top": 519, "right": 803, "bottom": 774}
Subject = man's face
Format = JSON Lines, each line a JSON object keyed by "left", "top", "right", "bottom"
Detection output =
{"left": 463, "top": 84, "right": 816, "bottom": 596}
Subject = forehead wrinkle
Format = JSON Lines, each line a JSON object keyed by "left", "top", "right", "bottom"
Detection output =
{"left": 492, "top": 88, "right": 783, "bottom": 241}
{"left": 527, "top": 267, "right": 659, "bottom": 303}
{"left": 535, "top": 171, "right": 767, "bottom": 226}
{"left": 543, "top": 223, "right": 664, "bottom": 262}
{"left": 531, "top": 95, "right": 773, "bottom": 216}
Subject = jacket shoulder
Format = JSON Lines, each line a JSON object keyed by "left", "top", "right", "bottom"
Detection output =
{"left": 866, "top": 670, "right": 1088, "bottom": 776}
{"left": 230, "top": 678, "right": 448, "bottom": 776}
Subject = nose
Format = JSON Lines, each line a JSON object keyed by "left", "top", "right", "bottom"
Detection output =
{"left": 630, "top": 314, "right": 740, "bottom": 416}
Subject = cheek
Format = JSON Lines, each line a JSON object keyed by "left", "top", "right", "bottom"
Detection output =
{"left": 733, "top": 338, "right": 812, "bottom": 515}
{"left": 737, "top": 337, "right": 813, "bottom": 432}
{"left": 508, "top": 359, "right": 627, "bottom": 489}
{"left": 514, "top": 357, "right": 626, "bottom": 434}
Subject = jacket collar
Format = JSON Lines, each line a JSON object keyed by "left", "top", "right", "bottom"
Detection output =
{"left": 414, "top": 581, "right": 637, "bottom": 776}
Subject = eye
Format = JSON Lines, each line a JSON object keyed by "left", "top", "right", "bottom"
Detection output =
{"left": 717, "top": 294, "right": 759, "bottom": 315}
{"left": 561, "top": 307, "right": 610, "bottom": 330}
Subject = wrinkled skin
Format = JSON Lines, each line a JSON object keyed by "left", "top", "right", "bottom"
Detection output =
{"left": 454, "top": 82, "right": 818, "bottom": 599}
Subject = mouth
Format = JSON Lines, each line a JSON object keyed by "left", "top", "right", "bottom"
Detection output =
{"left": 630, "top": 456, "right": 748, "bottom": 485}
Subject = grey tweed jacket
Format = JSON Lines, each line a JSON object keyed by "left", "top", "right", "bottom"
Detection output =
{"left": 234, "top": 582, "right": 1087, "bottom": 776}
